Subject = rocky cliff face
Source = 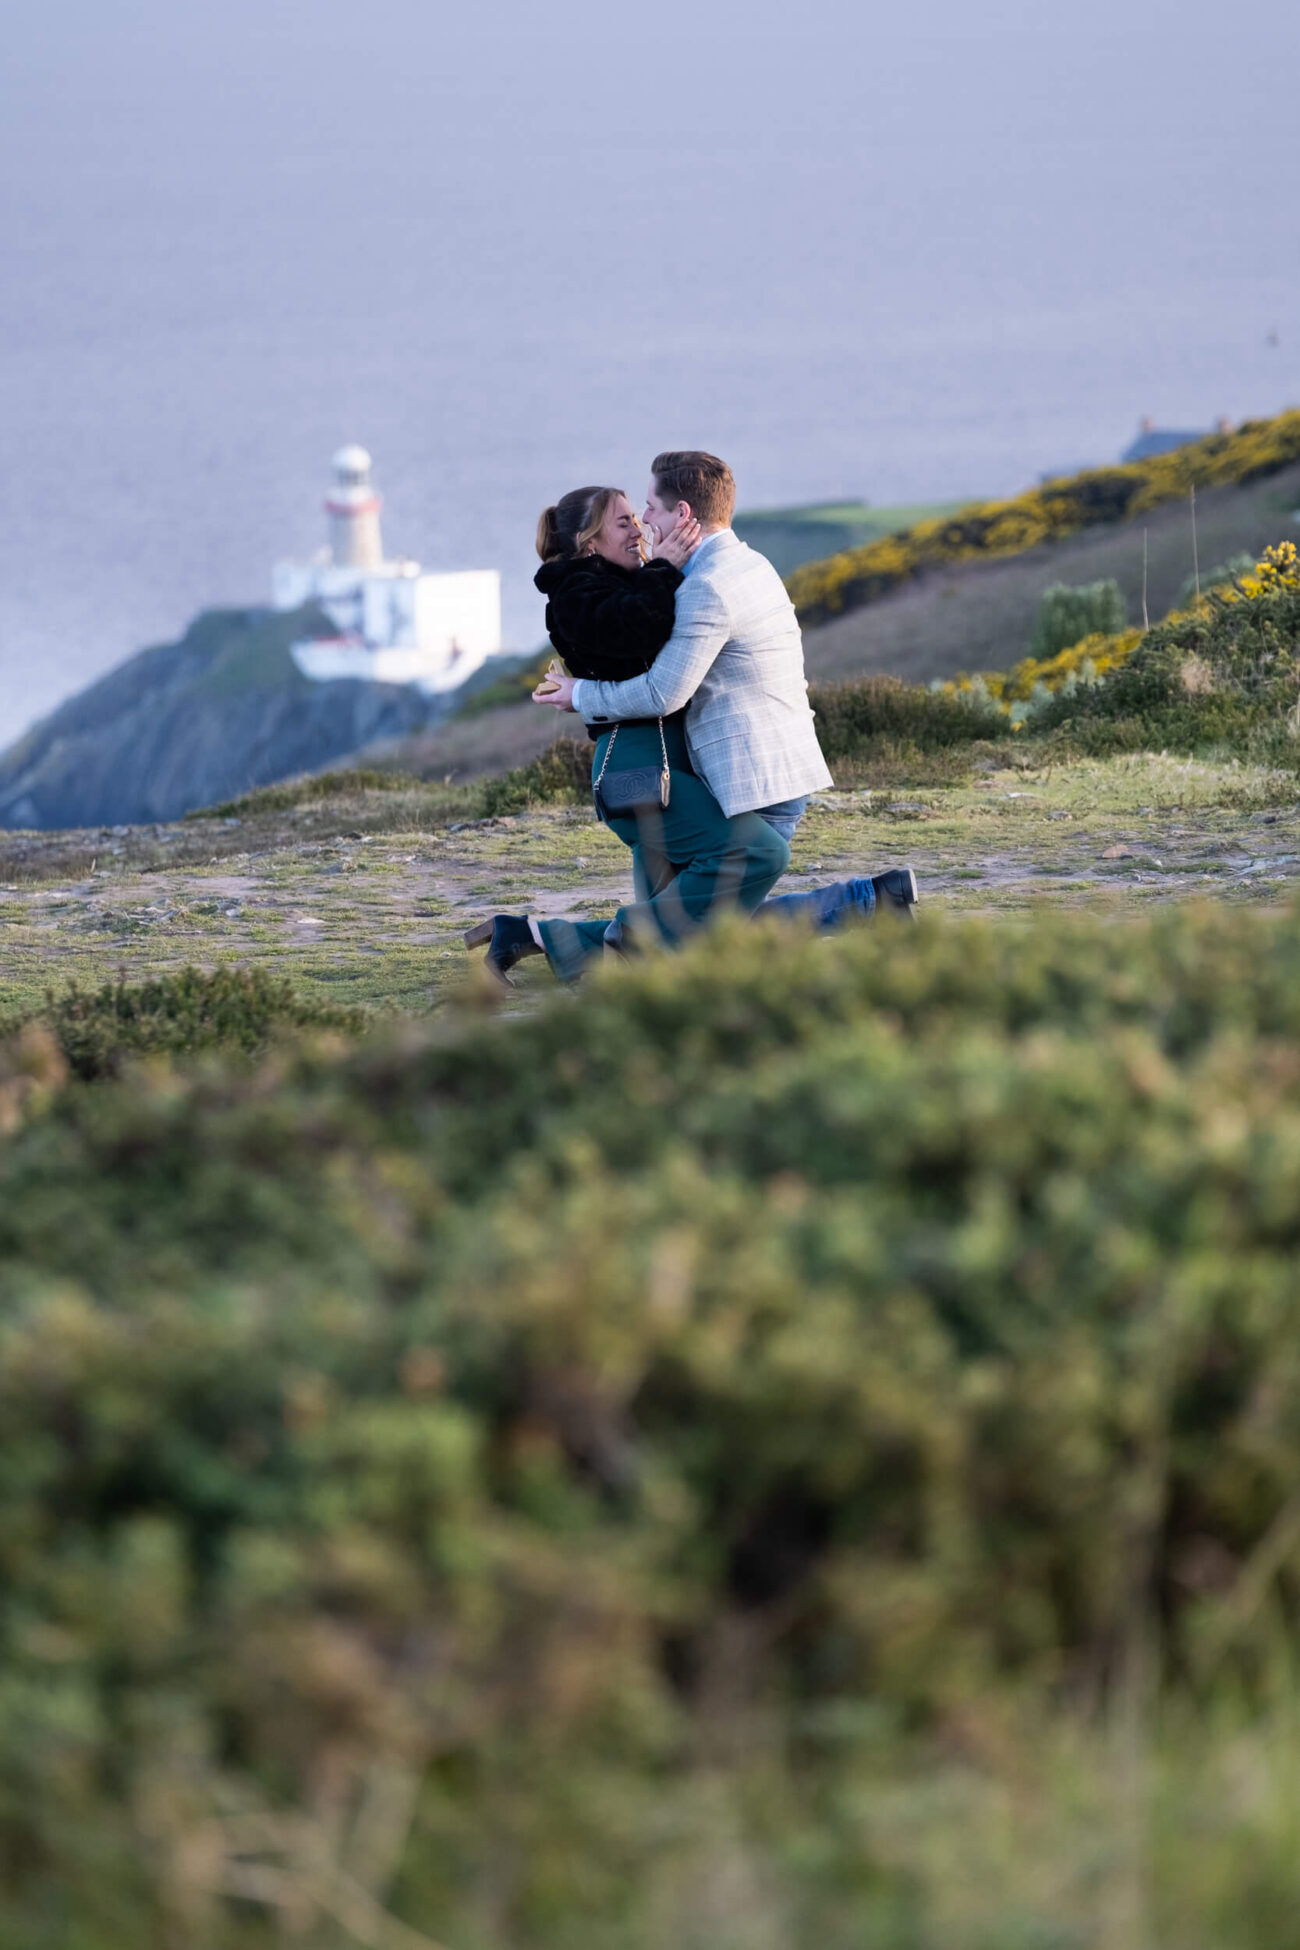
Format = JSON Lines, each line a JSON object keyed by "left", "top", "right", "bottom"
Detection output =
{"left": 0, "top": 608, "right": 443, "bottom": 829}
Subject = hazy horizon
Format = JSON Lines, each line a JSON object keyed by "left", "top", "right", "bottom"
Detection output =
{"left": 0, "top": 0, "right": 1296, "bottom": 743}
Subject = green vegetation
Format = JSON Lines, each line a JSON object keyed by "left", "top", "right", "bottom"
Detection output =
{"left": 6, "top": 909, "right": 1300, "bottom": 1945}
{"left": 205, "top": 746, "right": 589, "bottom": 826}
{"left": 735, "top": 498, "right": 971, "bottom": 580}
{"left": 1035, "top": 540, "right": 1300, "bottom": 755}
{"left": 788, "top": 407, "right": 1300, "bottom": 625}
{"left": 479, "top": 735, "right": 592, "bottom": 814}
{"left": 200, "top": 767, "right": 427, "bottom": 817}
{"left": 1182, "top": 549, "right": 1255, "bottom": 604}
{"left": 454, "top": 648, "right": 553, "bottom": 717}
{"left": 809, "top": 674, "right": 1009, "bottom": 784}
{"left": 1, "top": 965, "right": 364, "bottom": 1080}
{"left": 2, "top": 522, "right": 1300, "bottom": 1947}
{"left": 1029, "top": 577, "right": 1127, "bottom": 659}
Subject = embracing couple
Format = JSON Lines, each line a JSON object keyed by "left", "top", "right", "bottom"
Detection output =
{"left": 465, "top": 449, "right": 918, "bottom": 984}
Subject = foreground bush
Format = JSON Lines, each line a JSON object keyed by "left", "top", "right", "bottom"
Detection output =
{"left": 1, "top": 965, "right": 364, "bottom": 1080}
{"left": 788, "top": 407, "right": 1300, "bottom": 623}
{"left": 6, "top": 911, "right": 1300, "bottom": 1944}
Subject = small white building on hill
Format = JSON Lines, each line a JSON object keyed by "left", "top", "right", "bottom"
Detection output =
{"left": 273, "top": 447, "right": 501, "bottom": 694}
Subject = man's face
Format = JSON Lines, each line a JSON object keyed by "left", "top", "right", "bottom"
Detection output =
{"left": 643, "top": 478, "right": 690, "bottom": 547}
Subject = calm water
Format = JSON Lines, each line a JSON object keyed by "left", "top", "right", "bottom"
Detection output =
{"left": 1, "top": 0, "right": 1296, "bottom": 743}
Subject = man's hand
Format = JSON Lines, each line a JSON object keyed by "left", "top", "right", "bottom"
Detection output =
{"left": 657, "top": 516, "right": 702, "bottom": 569}
{"left": 532, "top": 673, "right": 578, "bottom": 712}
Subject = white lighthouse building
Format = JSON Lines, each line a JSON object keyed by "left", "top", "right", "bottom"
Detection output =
{"left": 272, "top": 447, "right": 501, "bottom": 694}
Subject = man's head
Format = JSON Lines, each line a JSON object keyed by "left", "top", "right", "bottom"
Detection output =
{"left": 643, "top": 450, "right": 736, "bottom": 544}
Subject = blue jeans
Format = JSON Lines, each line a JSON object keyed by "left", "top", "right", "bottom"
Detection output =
{"left": 753, "top": 796, "right": 877, "bottom": 927}
{"left": 755, "top": 795, "right": 811, "bottom": 843}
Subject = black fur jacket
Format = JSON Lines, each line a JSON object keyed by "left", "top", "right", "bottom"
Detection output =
{"left": 534, "top": 555, "right": 683, "bottom": 731}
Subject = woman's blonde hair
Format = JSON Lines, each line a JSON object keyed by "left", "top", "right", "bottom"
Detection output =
{"left": 535, "top": 485, "right": 634, "bottom": 562}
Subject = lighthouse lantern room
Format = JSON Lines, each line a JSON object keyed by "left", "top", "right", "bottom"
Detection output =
{"left": 272, "top": 447, "right": 501, "bottom": 694}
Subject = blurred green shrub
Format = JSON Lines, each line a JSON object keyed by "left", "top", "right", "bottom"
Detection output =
{"left": 788, "top": 408, "right": 1300, "bottom": 623}
{"left": 480, "top": 736, "right": 593, "bottom": 814}
{"left": 1029, "top": 578, "right": 1127, "bottom": 659}
{"left": 7, "top": 912, "right": 1300, "bottom": 1941}
{"left": 454, "top": 648, "right": 554, "bottom": 717}
{"left": 810, "top": 673, "right": 1004, "bottom": 755}
{"left": 199, "top": 767, "right": 421, "bottom": 817}
{"left": 808, "top": 674, "right": 1009, "bottom": 783}
{"left": 1, "top": 965, "right": 364, "bottom": 1080}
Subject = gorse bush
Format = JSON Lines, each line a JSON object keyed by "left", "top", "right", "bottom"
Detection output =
{"left": 479, "top": 736, "right": 593, "bottom": 814}
{"left": 1029, "top": 577, "right": 1127, "bottom": 659}
{"left": 1182, "top": 549, "right": 1256, "bottom": 604}
{"left": 1, "top": 965, "right": 365, "bottom": 1080}
{"left": 7, "top": 911, "right": 1300, "bottom": 1944}
{"left": 1039, "top": 539, "right": 1300, "bottom": 756}
{"left": 933, "top": 541, "right": 1300, "bottom": 743}
{"left": 788, "top": 407, "right": 1300, "bottom": 623}
{"left": 809, "top": 673, "right": 1004, "bottom": 755}
{"left": 806, "top": 673, "right": 1010, "bottom": 781}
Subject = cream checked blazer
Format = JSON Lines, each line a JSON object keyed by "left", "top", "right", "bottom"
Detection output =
{"left": 570, "top": 529, "right": 833, "bottom": 818}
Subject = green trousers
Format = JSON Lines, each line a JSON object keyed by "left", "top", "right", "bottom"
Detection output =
{"left": 537, "top": 717, "right": 789, "bottom": 982}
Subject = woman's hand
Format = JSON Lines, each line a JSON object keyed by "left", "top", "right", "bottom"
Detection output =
{"left": 657, "top": 517, "right": 702, "bottom": 569}
{"left": 533, "top": 673, "right": 578, "bottom": 711}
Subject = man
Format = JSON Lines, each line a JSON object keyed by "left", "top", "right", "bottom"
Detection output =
{"left": 537, "top": 449, "right": 917, "bottom": 916}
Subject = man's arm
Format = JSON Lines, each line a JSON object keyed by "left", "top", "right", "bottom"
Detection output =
{"left": 570, "top": 580, "right": 730, "bottom": 723}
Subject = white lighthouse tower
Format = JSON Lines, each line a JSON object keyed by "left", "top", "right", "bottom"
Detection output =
{"left": 326, "top": 445, "right": 385, "bottom": 569}
{"left": 272, "top": 447, "right": 501, "bottom": 695}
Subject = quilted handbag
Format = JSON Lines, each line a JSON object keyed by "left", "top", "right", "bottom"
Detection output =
{"left": 591, "top": 719, "right": 671, "bottom": 822}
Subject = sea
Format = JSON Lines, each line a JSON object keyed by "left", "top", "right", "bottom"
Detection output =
{"left": 0, "top": 0, "right": 1296, "bottom": 745}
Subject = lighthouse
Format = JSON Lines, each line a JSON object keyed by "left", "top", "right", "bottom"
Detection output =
{"left": 272, "top": 447, "right": 501, "bottom": 695}
{"left": 325, "top": 445, "right": 384, "bottom": 570}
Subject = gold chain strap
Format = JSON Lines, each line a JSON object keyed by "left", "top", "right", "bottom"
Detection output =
{"left": 592, "top": 716, "right": 669, "bottom": 793}
{"left": 592, "top": 723, "right": 620, "bottom": 793}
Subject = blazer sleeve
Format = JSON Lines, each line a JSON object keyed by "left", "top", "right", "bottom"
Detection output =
{"left": 573, "top": 577, "right": 730, "bottom": 722}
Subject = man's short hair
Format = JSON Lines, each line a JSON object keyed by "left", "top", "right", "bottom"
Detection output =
{"left": 651, "top": 450, "right": 736, "bottom": 527}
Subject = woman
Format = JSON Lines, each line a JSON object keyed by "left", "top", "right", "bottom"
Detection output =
{"left": 466, "top": 484, "right": 793, "bottom": 983}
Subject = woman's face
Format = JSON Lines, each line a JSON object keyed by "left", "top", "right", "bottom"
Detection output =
{"left": 587, "top": 494, "right": 645, "bottom": 569}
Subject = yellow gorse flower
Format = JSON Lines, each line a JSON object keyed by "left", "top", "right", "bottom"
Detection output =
{"left": 789, "top": 411, "right": 1300, "bottom": 623}
{"left": 942, "top": 542, "right": 1298, "bottom": 718}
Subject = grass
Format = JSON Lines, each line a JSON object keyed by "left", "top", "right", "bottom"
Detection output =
{"left": 735, "top": 498, "right": 973, "bottom": 579}
{"left": 2, "top": 751, "right": 1297, "bottom": 1024}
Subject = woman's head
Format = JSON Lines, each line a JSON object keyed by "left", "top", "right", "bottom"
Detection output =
{"left": 536, "top": 487, "right": 644, "bottom": 568}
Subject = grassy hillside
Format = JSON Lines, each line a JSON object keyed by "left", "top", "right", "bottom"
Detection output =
{"left": 787, "top": 407, "right": 1300, "bottom": 627}
{"left": 734, "top": 498, "right": 970, "bottom": 579}
{"left": 801, "top": 459, "right": 1300, "bottom": 686}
